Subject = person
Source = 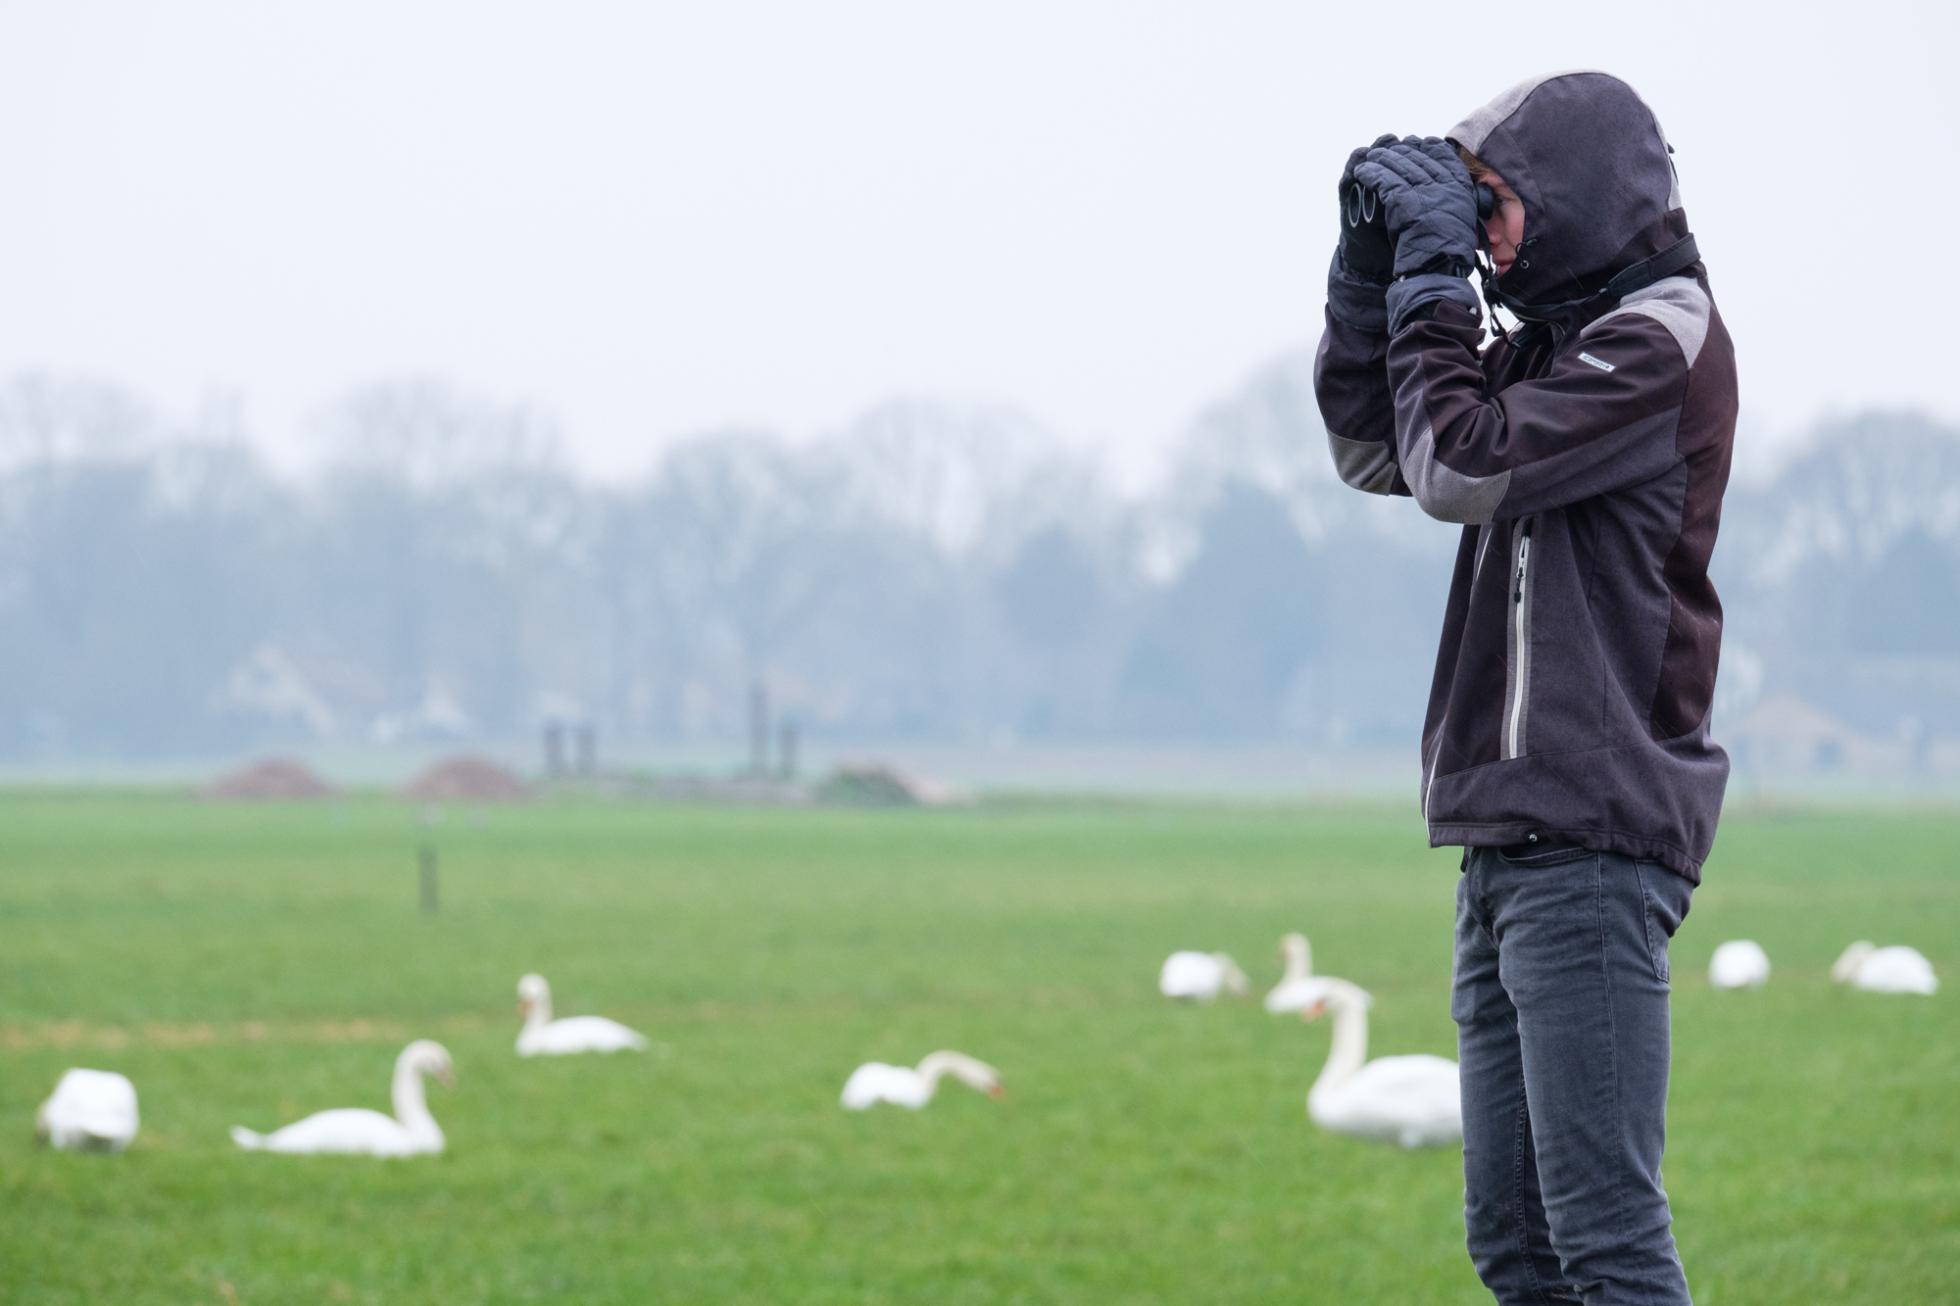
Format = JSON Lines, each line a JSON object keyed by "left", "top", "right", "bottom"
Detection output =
{"left": 1312, "top": 71, "right": 1738, "bottom": 1305}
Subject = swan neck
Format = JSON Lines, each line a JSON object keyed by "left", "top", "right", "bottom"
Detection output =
{"left": 1282, "top": 937, "right": 1311, "bottom": 983}
{"left": 1310, "top": 989, "right": 1369, "bottom": 1102}
{"left": 917, "top": 1051, "right": 990, "bottom": 1095}
{"left": 393, "top": 1060, "right": 437, "bottom": 1135}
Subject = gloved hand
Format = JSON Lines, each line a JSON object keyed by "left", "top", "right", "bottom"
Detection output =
{"left": 1351, "top": 135, "right": 1484, "bottom": 333}
{"left": 1336, "top": 133, "right": 1399, "bottom": 285}
{"left": 1352, "top": 136, "right": 1480, "bottom": 280}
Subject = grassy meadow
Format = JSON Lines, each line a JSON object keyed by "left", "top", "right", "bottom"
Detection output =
{"left": 1, "top": 792, "right": 1955, "bottom": 1304}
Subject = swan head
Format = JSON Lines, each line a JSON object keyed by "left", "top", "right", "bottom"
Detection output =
{"left": 1298, "top": 979, "right": 1370, "bottom": 1021}
{"left": 402, "top": 1039, "right": 456, "bottom": 1088}
{"left": 517, "top": 972, "right": 550, "bottom": 1017}
{"left": 1830, "top": 941, "right": 1876, "bottom": 983}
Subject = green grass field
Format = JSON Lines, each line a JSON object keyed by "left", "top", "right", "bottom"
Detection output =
{"left": 2, "top": 793, "right": 1955, "bottom": 1304}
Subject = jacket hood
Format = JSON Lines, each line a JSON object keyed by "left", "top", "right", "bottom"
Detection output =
{"left": 1449, "top": 71, "right": 1689, "bottom": 313}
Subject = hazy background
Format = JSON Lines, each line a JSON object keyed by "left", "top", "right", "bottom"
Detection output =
{"left": 2, "top": 0, "right": 1955, "bottom": 789}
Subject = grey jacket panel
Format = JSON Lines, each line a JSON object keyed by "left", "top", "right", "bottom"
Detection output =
{"left": 1327, "top": 431, "right": 1403, "bottom": 495}
{"left": 1587, "top": 278, "right": 1710, "bottom": 367}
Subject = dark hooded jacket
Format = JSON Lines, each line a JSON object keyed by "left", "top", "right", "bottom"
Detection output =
{"left": 1313, "top": 72, "right": 1738, "bottom": 881}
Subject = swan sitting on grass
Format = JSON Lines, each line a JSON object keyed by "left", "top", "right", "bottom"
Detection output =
{"left": 841, "top": 1051, "right": 1004, "bottom": 1110}
{"left": 515, "top": 973, "right": 650, "bottom": 1056}
{"left": 37, "top": 1069, "right": 139, "bottom": 1152}
{"left": 1831, "top": 942, "right": 1938, "bottom": 995}
{"left": 1264, "top": 933, "right": 1322, "bottom": 1013}
{"left": 1301, "top": 979, "right": 1461, "bottom": 1148}
{"left": 1159, "top": 951, "right": 1250, "bottom": 1002}
{"left": 1708, "top": 940, "right": 1771, "bottom": 989}
{"left": 231, "top": 1040, "right": 453, "bottom": 1156}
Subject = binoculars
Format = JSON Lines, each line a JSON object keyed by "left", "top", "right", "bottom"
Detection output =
{"left": 1344, "top": 181, "right": 1497, "bottom": 231}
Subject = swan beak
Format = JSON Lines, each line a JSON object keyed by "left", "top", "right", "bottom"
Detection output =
{"left": 1301, "top": 1002, "right": 1326, "bottom": 1022}
{"left": 986, "top": 1084, "right": 1007, "bottom": 1101}
{"left": 517, "top": 999, "right": 531, "bottom": 1017}
{"left": 435, "top": 1066, "right": 456, "bottom": 1088}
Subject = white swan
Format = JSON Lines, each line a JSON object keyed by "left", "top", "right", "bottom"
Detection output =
{"left": 841, "top": 1051, "right": 1004, "bottom": 1110}
{"left": 231, "top": 1040, "right": 453, "bottom": 1156}
{"left": 1302, "top": 979, "right": 1461, "bottom": 1148}
{"left": 516, "top": 973, "right": 649, "bottom": 1056}
{"left": 1708, "top": 939, "right": 1771, "bottom": 989}
{"left": 1159, "top": 950, "right": 1250, "bottom": 1002}
{"left": 37, "top": 1068, "right": 139, "bottom": 1152}
{"left": 1831, "top": 941, "right": 1938, "bottom": 995}
{"left": 1264, "top": 932, "right": 1323, "bottom": 1013}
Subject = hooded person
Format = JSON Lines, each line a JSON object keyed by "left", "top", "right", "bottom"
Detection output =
{"left": 1313, "top": 72, "right": 1735, "bottom": 1305}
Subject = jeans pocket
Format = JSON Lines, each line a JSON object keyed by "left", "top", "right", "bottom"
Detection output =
{"left": 1495, "top": 841, "right": 1593, "bottom": 869}
{"left": 1634, "top": 859, "right": 1692, "bottom": 985}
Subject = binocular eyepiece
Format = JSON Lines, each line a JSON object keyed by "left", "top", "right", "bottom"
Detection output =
{"left": 1344, "top": 181, "right": 1498, "bottom": 229}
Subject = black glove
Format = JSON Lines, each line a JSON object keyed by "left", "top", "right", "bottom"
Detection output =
{"left": 1336, "top": 133, "right": 1398, "bottom": 285}
{"left": 1352, "top": 136, "right": 1479, "bottom": 281}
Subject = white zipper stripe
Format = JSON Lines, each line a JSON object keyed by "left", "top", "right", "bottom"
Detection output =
{"left": 1507, "top": 534, "right": 1531, "bottom": 758}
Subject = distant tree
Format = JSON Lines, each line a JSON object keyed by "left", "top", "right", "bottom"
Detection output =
{"left": 1118, "top": 483, "right": 1321, "bottom": 737}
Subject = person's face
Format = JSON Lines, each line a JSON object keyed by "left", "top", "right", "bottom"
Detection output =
{"left": 1480, "top": 170, "right": 1525, "bottom": 276}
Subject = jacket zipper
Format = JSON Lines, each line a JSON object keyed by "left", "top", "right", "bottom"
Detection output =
{"left": 1507, "top": 522, "right": 1533, "bottom": 758}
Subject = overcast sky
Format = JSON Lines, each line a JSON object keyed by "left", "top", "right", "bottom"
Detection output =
{"left": 1, "top": 1, "right": 1951, "bottom": 485}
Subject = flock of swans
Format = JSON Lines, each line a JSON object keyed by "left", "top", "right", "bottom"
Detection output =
{"left": 1160, "top": 931, "right": 1940, "bottom": 1149}
{"left": 33, "top": 933, "right": 1942, "bottom": 1156}
{"left": 1163, "top": 932, "right": 1462, "bottom": 1148}
{"left": 1706, "top": 938, "right": 1938, "bottom": 993}
{"left": 34, "top": 973, "right": 650, "bottom": 1157}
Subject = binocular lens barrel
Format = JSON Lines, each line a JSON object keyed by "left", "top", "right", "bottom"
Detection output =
{"left": 1344, "top": 186, "right": 1380, "bottom": 228}
{"left": 1347, "top": 181, "right": 1495, "bottom": 226}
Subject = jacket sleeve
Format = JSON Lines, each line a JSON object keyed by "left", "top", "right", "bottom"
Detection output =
{"left": 1313, "top": 304, "right": 1412, "bottom": 499}
{"left": 1384, "top": 299, "right": 1692, "bottom": 523}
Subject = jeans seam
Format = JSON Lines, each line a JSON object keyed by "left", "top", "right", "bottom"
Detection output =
{"left": 1593, "top": 853, "right": 1650, "bottom": 1304}
{"left": 1513, "top": 1074, "right": 1544, "bottom": 1294}
{"left": 1511, "top": 1062, "right": 1558, "bottom": 1303}
{"left": 1634, "top": 861, "right": 1670, "bottom": 985}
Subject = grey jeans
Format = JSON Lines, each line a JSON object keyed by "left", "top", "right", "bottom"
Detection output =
{"left": 1453, "top": 842, "right": 1695, "bottom": 1305}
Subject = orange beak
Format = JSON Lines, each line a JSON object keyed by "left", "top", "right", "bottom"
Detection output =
{"left": 987, "top": 1084, "right": 1007, "bottom": 1101}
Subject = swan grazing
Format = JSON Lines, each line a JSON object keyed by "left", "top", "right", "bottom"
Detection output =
{"left": 1159, "top": 951, "right": 1250, "bottom": 1002}
{"left": 1264, "top": 933, "right": 1323, "bottom": 1013}
{"left": 841, "top": 1051, "right": 1004, "bottom": 1110}
{"left": 515, "top": 973, "right": 649, "bottom": 1056}
{"left": 1831, "top": 942, "right": 1939, "bottom": 995}
{"left": 231, "top": 1040, "right": 454, "bottom": 1156}
{"left": 1708, "top": 940, "right": 1771, "bottom": 989}
{"left": 36, "top": 1069, "right": 139, "bottom": 1152}
{"left": 1301, "top": 979, "right": 1461, "bottom": 1148}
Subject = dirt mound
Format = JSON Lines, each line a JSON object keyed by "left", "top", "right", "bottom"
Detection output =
{"left": 400, "top": 754, "right": 531, "bottom": 803}
{"left": 815, "top": 761, "right": 965, "bottom": 807}
{"left": 203, "top": 757, "right": 336, "bottom": 800}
